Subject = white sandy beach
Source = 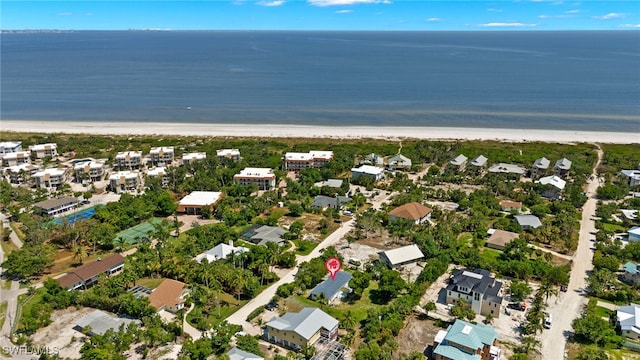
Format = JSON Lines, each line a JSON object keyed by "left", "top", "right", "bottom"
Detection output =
{"left": 1, "top": 120, "right": 638, "bottom": 144}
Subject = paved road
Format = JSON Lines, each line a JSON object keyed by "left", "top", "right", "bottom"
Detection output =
{"left": 225, "top": 219, "right": 356, "bottom": 335}
{"left": 539, "top": 146, "right": 603, "bottom": 360}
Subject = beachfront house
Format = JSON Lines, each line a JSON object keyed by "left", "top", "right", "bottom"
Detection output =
{"left": 351, "top": 165, "right": 385, "bottom": 182}
{"left": 109, "top": 171, "right": 141, "bottom": 193}
{"left": 433, "top": 319, "right": 501, "bottom": 360}
{"left": 536, "top": 175, "right": 567, "bottom": 200}
{"left": 217, "top": 148, "right": 241, "bottom": 162}
{"left": 379, "top": 244, "right": 425, "bottom": 269}
{"left": 445, "top": 268, "right": 503, "bottom": 318}
{"left": 531, "top": 157, "right": 550, "bottom": 178}
{"left": 115, "top": 151, "right": 143, "bottom": 170}
{"left": 469, "top": 155, "right": 488, "bottom": 173}
{"left": 554, "top": 158, "right": 572, "bottom": 177}
{"left": 1, "top": 151, "right": 31, "bottom": 167}
{"left": 177, "top": 191, "right": 223, "bottom": 215}
{"left": 449, "top": 154, "right": 468, "bottom": 171}
{"left": 0, "top": 141, "right": 22, "bottom": 155}
{"left": 148, "top": 279, "right": 189, "bottom": 313}
{"left": 4, "top": 164, "right": 39, "bottom": 184}
{"left": 621, "top": 165, "right": 640, "bottom": 188}
{"left": 74, "top": 161, "right": 105, "bottom": 184}
{"left": 149, "top": 146, "right": 174, "bottom": 166}
{"left": 33, "top": 168, "right": 67, "bottom": 189}
{"left": 388, "top": 202, "right": 432, "bottom": 225}
{"left": 182, "top": 152, "right": 207, "bottom": 165}
{"left": 234, "top": 167, "right": 276, "bottom": 190}
{"left": 617, "top": 304, "right": 640, "bottom": 341}
{"left": 29, "top": 143, "right": 58, "bottom": 159}
{"left": 283, "top": 150, "right": 333, "bottom": 171}
{"left": 56, "top": 253, "right": 125, "bottom": 291}
{"left": 264, "top": 307, "right": 339, "bottom": 351}
{"left": 33, "top": 196, "right": 79, "bottom": 216}
{"left": 488, "top": 163, "right": 526, "bottom": 175}
{"left": 360, "top": 153, "right": 384, "bottom": 167}
{"left": 387, "top": 154, "right": 412, "bottom": 170}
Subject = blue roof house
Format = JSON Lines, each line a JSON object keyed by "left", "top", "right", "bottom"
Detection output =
{"left": 433, "top": 319, "right": 501, "bottom": 360}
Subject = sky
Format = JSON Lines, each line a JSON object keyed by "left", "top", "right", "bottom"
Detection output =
{"left": 2, "top": 0, "right": 639, "bottom": 31}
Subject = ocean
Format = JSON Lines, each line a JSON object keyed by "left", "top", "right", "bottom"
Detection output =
{"left": 1, "top": 31, "right": 639, "bottom": 131}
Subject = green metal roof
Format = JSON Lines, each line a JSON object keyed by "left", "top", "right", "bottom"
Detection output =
{"left": 433, "top": 344, "right": 481, "bottom": 360}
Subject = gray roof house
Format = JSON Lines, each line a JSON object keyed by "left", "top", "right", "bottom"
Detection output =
{"left": 488, "top": 163, "right": 526, "bottom": 175}
{"left": 310, "top": 271, "right": 353, "bottom": 304}
{"left": 621, "top": 168, "right": 640, "bottom": 187}
{"left": 449, "top": 154, "right": 468, "bottom": 169}
{"left": 315, "top": 178, "right": 344, "bottom": 188}
{"left": 74, "top": 310, "right": 140, "bottom": 336}
{"left": 311, "top": 195, "right": 350, "bottom": 210}
{"left": 554, "top": 158, "right": 572, "bottom": 177}
{"left": 617, "top": 304, "right": 640, "bottom": 340}
{"left": 445, "top": 269, "right": 504, "bottom": 318}
{"left": 470, "top": 155, "right": 488, "bottom": 168}
{"left": 388, "top": 154, "right": 412, "bottom": 170}
{"left": 532, "top": 157, "right": 551, "bottom": 177}
{"left": 33, "top": 196, "right": 79, "bottom": 216}
{"left": 361, "top": 153, "right": 384, "bottom": 166}
{"left": 264, "top": 308, "right": 339, "bottom": 350}
{"left": 195, "top": 241, "right": 249, "bottom": 263}
{"left": 379, "top": 244, "right": 425, "bottom": 269}
{"left": 241, "top": 225, "right": 286, "bottom": 246}
{"left": 514, "top": 215, "right": 543, "bottom": 230}
{"left": 536, "top": 175, "right": 567, "bottom": 199}
{"left": 227, "top": 347, "right": 264, "bottom": 360}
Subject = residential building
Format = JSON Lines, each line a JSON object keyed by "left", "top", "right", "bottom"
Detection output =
{"left": 621, "top": 166, "right": 640, "bottom": 187}
{"left": 227, "top": 347, "right": 264, "bottom": 360}
{"left": 622, "top": 262, "right": 640, "bottom": 287}
{"left": 514, "top": 215, "right": 543, "bottom": 230}
{"left": 115, "top": 151, "right": 143, "bottom": 169}
{"left": 1, "top": 151, "right": 31, "bottom": 167}
{"left": 361, "top": 153, "right": 384, "bottom": 166}
{"left": 217, "top": 148, "right": 241, "bottom": 162}
{"left": 109, "top": 171, "right": 141, "bottom": 193}
{"left": 433, "top": 319, "right": 501, "bottom": 360}
{"left": 195, "top": 241, "right": 249, "bottom": 263}
{"left": 388, "top": 202, "right": 432, "bottom": 225}
{"left": 531, "top": 157, "right": 550, "bottom": 178}
{"left": 0, "top": 141, "right": 22, "bottom": 155}
{"left": 264, "top": 307, "right": 339, "bottom": 351}
{"left": 311, "top": 195, "right": 350, "bottom": 210}
{"left": 445, "top": 268, "right": 503, "bottom": 318}
{"left": 29, "top": 143, "right": 57, "bottom": 159}
{"left": 617, "top": 304, "right": 640, "bottom": 340}
{"left": 488, "top": 163, "right": 526, "bottom": 175}
{"left": 388, "top": 154, "right": 412, "bottom": 170}
{"left": 499, "top": 200, "right": 522, "bottom": 213}
{"left": 449, "top": 154, "right": 468, "bottom": 170}
{"left": 314, "top": 178, "right": 343, "bottom": 189}
{"left": 629, "top": 227, "right": 640, "bottom": 242}
{"left": 621, "top": 209, "right": 638, "bottom": 221}
{"left": 234, "top": 167, "right": 276, "bottom": 190}
{"left": 536, "top": 175, "right": 567, "bottom": 199}
{"left": 470, "top": 155, "right": 488, "bottom": 170}
{"left": 75, "top": 310, "right": 140, "bottom": 336}
{"left": 33, "top": 196, "right": 79, "bottom": 216}
{"left": 177, "top": 191, "right": 222, "bottom": 215}
{"left": 241, "top": 225, "right": 286, "bottom": 246}
{"left": 351, "top": 165, "right": 385, "bottom": 182}
{"left": 148, "top": 279, "right": 189, "bottom": 313}
{"left": 554, "top": 158, "right": 572, "bottom": 177}
{"left": 284, "top": 150, "right": 333, "bottom": 171}
{"left": 33, "top": 168, "right": 67, "bottom": 189}
{"left": 182, "top": 152, "right": 207, "bottom": 165}
{"left": 379, "top": 244, "right": 425, "bottom": 269}
{"left": 486, "top": 229, "right": 519, "bottom": 251}
{"left": 56, "top": 253, "right": 125, "bottom": 290}
{"left": 74, "top": 161, "right": 105, "bottom": 183}
{"left": 149, "top": 146, "right": 174, "bottom": 166}
{"left": 4, "top": 163, "right": 39, "bottom": 184}
{"left": 309, "top": 271, "right": 352, "bottom": 304}
{"left": 146, "top": 167, "right": 169, "bottom": 187}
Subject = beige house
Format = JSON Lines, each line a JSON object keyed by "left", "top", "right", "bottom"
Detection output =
{"left": 149, "top": 147, "right": 174, "bottom": 166}
{"left": 1, "top": 151, "right": 31, "bottom": 167}
{"left": 147, "top": 167, "right": 169, "bottom": 187}
{"left": 115, "top": 151, "right": 143, "bottom": 169}
{"left": 445, "top": 269, "right": 503, "bottom": 318}
{"left": 216, "top": 148, "right": 241, "bottom": 162}
{"left": 234, "top": 168, "right": 276, "bottom": 190}
{"left": 74, "top": 161, "right": 105, "bottom": 183}
{"left": 109, "top": 171, "right": 141, "bottom": 193}
{"left": 177, "top": 191, "right": 222, "bottom": 215}
{"left": 264, "top": 307, "right": 338, "bottom": 351}
{"left": 284, "top": 151, "right": 333, "bottom": 171}
{"left": 29, "top": 143, "right": 58, "bottom": 159}
{"left": 486, "top": 230, "right": 519, "bottom": 251}
{"left": 33, "top": 168, "right": 67, "bottom": 189}
{"left": 182, "top": 152, "right": 207, "bottom": 165}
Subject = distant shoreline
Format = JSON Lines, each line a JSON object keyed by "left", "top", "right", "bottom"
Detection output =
{"left": 1, "top": 120, "right": 638, "bottom": 144}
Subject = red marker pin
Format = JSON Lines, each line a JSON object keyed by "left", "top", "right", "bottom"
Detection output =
{"left": 325, "top": 257, "right": 342, "bottom": 280}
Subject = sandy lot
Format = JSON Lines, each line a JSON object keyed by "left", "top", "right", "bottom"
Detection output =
{"left": 31, "top": 307, "right": 95, "bottom": 359}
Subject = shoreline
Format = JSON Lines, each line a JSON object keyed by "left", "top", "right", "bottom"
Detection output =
{"left": 1, "top": 120, "right": 638, "bottom": 144}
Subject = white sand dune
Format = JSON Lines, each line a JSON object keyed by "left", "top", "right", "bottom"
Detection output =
{"left": 1, "top": 120, "right": 638, "bottom": 144}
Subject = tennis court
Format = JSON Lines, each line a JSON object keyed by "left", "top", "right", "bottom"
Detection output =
{"left": 114, "top": 218, "right": 162, "bottom": 245}
{"left": 50, "top": 206, "right": 101, "bottom": 226}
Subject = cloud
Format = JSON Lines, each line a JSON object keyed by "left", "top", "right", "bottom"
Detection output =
{"left": 257, "top": 0, "right": 285, "bottom": 6}
{"left": 308, "top": 0, "right": 391, "bottom": 7}
{"left": 539, "top": 9, "right": 580, "bottom": 18}
{"left": 488, "top": 8, "right": 503, "bottom": 12}
{"left": 335, "top": 9, "right": 352, "bottom": 13}
{"left": 58, "top": 12, "right": 74, "bottom": 16}
{"left": 426, "top": 17, "right": 441, "bottom": 22}
{"left": 592, "top": 12, "right": 627, "bottom": 20}
{"left": 479, "top": 22, "right": 538, "bottom": 27}
{"left": 619, "top": 23, "right": 640, "bottom": 28}
{"left": 565, "top": 9, "right": 580, "bottom": 14}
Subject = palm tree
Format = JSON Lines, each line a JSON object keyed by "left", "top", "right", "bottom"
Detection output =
{"left": 73, "top": 246, "right": 87, "bottom": 264}
{"left": 520, "top": 336, "right": 541, "bottom": 354}
{"left": 539, "top": 280, "right": 558, "bottom": 304}
{"left": 341, "top": 310, "right": 357, "bottom": 329}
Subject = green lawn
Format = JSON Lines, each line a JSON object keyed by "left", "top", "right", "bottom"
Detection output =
{"left": 293, "top": 239, "right": 318, "bottom": 255}
{"left": 187, "top": 291, "right": 246, "bottom": 330}
{"left": 136, "top": 278, "right": 165, "bottom": 289}
{"left": 480, "top": 248, "right": 502, "bottom": 262}
{"left": 594, "top": 306, "right": 613, "bottom": 319}
{"left": 601, "top": 223, "right": 627, "bottom": 233}
{"left": 15, "top": 288, "right": 45, "bottom": 333}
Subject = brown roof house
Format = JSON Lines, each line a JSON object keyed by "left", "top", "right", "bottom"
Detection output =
{"left": 56, "top": 254, "right": 125, "bottom": 291}
{"left": 389, "top": 202, "right": 432, "bottom": 225}
{"left": 148, "top": 279, "right": 189, "bottom": 313}
{"left": 499, "top": 200, "right": 522, "bottom": 213}
{"left": 486, "top": 229, "right": 520, "bottom": 251}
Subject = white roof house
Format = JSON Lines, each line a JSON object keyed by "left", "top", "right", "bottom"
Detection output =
{"left": 266, "top": 307, "right": 339, "bottom": 342}
{"left": 450, "top": 154, "right": 468, "bottom": 167}
{"left": 0, "top": 141, "right": 22, "bottom": 155}
{"left": 75, "top": 310, "right": 140, "bottom": 336}
{"left": 149, "top": 146, "right": 174, "bottom": 155}
{"left": 284, "top": 151, "right": 333, "bottom": 170}
{"left": 217, "top": 148, "right": 241, "bottom": 159}
{"left": 227, "top": 347, "right": 263, "bottom": 360}
{"left": 236, "top": 167, "right": 274, "bottom": 179}
{"left": 182, "top": 152, "right": 207, "bottom": 164}
{"left": 555, "top": 158, "right": 572, "bottom": 171}
{"left": 29, "top": 143, "right": 58, "bottom": 158}
{"left": 33, "top": 168, "right": 66, "bottom": 178}
{"left": 617, "top": 304, "right": 640, "bottom": 340}
{"left": 179, "top": 191, "right": 222, "bottom": 207}
{"left": 109, "top": 171, "right": 140, "bottom": 181}
{"left": 488, "top": 163, "right": 526, "bottom": 175}
{"left": 147, "top": 167, "right": 167, "bottom": 177}
{"left": 536, "top": 175, "right": 567, "bottom": 190}
{"left": 379, "top": 244, "right": 425, "bottom": 268}
{"left": 351, "top": 165, "right": 385, "bottom": 181}
{"left": 533, "top": 157, "right": 551, "bottom": 170}
{"left": 195, "top": 242, "right": 249, "bottom": 263}
{"left": 285, "top": 152, "right": 314, "bottom": 161}
{"left": 470, "top": 155, "right": 488, "bottom": 167}
{"left": 1, "top": 151, "right": 31, "bottom": 166}
{"left": 621, "top": 169, "right": 640, "bottom": 187}
{"left": 514, "top": 215, "right": 543, "bottom": 229}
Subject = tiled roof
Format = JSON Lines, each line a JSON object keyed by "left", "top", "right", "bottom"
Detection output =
{"left": 148, "top": 279, "right": 187, "bottom": 310}
{"left": 389, "top": 202, "right": 432, "bottom": 221}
